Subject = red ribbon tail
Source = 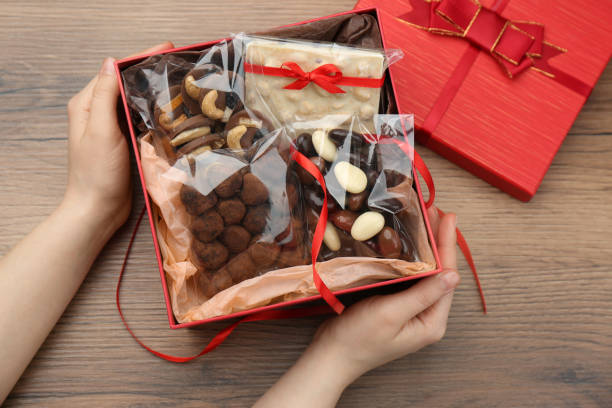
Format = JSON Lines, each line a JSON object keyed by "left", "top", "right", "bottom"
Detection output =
{"left": 291, "top": 148, "right": 345, "bottom": 314}
{"left": 116, "top": 206, "right": 334, "bottom": 362}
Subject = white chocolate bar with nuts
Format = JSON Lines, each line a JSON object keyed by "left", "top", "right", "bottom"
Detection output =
{"left": 244, "top": 37, "right": 385, "bottom": 133}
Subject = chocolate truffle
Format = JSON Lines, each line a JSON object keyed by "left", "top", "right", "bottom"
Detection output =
{"left": 247, "top": 238, "right": 281, "bottom": 268}
{"left": 216, "top": 198, "right": 246, "bottom": 225}
{"left": 220, "top": 225, "right": 251, "bottom": 253}
{"left": 241, "top": 173, "right": 269, "bottom": 205}
{"left": 242, "top": 205, "right": 270, "bottom": 235}
{"left": 214, "top": 171, "right": 243, "bottom": 198}
{"left": 198, "top": 271, "right": 218, "bottom": 298}
{"left": 276, "top": 245, "right": 307, "bottom": 268}
{"left": 211, "top": 267, "right": 233, "bottom": 292}
{"left": 192, "top": 239, "right": 229, "bottom": 270}
{"left": 180, "top": 184, "right": 217, "bottom": 215}
{"left": 192, "top": 210, "right": 224, "bottom": 243}
{"left": 226, "top": 253, "right": 257, "bottom": 283}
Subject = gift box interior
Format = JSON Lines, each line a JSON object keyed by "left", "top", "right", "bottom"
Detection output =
{"left": 116, "top": 8, "right": 441, "bottom": 329}
{"left": 355, "top": 0, "right": 612, "bottom": 201}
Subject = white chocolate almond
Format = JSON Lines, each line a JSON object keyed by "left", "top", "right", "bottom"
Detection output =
{"left": 312, "top": 129, "right": 337, "bottom": 162}
{"left": 351, "top": 211, "right": 385, "bottom": 241}
{"left": 323, "top": 222, "right": 341, "bottom": 251}
{"left": 333, "top": 161, "right": 367, "bottom": 194}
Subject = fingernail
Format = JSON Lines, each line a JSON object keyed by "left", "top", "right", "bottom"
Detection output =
{"left": 440, "top": 270, "right": 460, "bottom": 291}
{"left": 100, "top": 57, "right": 115, "bottom": 76}
{"left": 453, "top": 214, "right": 458, "bottom": 228}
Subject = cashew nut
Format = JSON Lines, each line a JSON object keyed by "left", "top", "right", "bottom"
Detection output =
{"left": 201, "top": 90, "right": 225, "bottom": 120}
{"left": 227, "top": 125, "right": 247, "bottom": 149}
{"left": 185, "top": 75, "right": 200, "bottom": 99}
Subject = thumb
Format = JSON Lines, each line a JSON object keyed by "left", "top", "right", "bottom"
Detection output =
{"left": 87, "top": 57, "right": 121, "bottom": 139}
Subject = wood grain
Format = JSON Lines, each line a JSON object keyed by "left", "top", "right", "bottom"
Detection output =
{"left": 1, "top": 1, "right": 611, "bottom": 407}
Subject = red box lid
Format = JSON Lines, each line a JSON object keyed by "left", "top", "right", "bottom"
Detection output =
{"left": 356, "top": 0, "right": 612, "bottom": 201}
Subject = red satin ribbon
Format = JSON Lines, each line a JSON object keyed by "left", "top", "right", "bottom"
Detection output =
{"left": 290, "top": 147, "right": 345, "bottom": 314}
{"left": 117, "top": 132, "right": 485, "bottom": 362}
{"left": 243, "top": 61, "right": 385, "bottom": 94}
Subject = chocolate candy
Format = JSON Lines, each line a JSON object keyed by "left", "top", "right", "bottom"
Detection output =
{"left": 220, "top": 225, "right": 251, "bottom": 253}
{"left": 248, "top": 238, "right": 281, "bottom": 267}
{"left": 180, "top": 184, "right": 217, "bottom": 215}
{"left": 295, "top": 132, "right": 315, "bottom": 156}
{"left": 296, "top": 156, "right": 326, "bottom": 186}
{"left": 170, "top": 115, "right": 215, "bottom": 147}
{"left": 181, "top": 64, "right": 223, "bottom": 115}
{"left": 377, "top": 226, "right": 402, "bottom": 258}
{"left": 242, "top": 204, "right": 270, "bottom": 235}
{"left": 347, "top": 191, "right": 368, "bottom": 211}
{"left": 216, "top": 198, "right": 246, "bottom": 225}
{"left": 351, "top": 211, "right": 385, "bottom": 241}
{"left": 192, "top": 240, "right": 229, "bottom": 270}
{"left": 154, "top": 85, "right": 187, "bottom": 132}
{"left": 330, "top": 210, "right": 359, "bottom": 233}
{"left": 214, "top": 170, "right": 243, "bottom": 198}
{"left": 196, "top": 70, "right": 243, "bottom": 122}
{"left": 241, "top": 173, "right": 269, "bottom": 205}
{"left": 226, "top": 253, "right": 257, "bottom": 282}
{"left": 192, "top": 210, "right": 224, "bottom": 243}
{"left": 225, "top": 109, "right": 272, "bottom": 150}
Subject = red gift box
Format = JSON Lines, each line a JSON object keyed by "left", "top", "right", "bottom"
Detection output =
{"left": 115, "top": 8, "right": 442, "bottom": 330}
{"left": 354, "top": 0, "right": 612, "bottom": 201}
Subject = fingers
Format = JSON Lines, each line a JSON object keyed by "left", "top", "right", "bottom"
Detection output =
{"left": 437, "top": 212, "right": 457, "bottom": 273}
{"left": 414, "top": 213, "right": 459, "bottom": 332}
{"left": 369, "top": 212, "right": 459, "bottom": 327}
{"left": 68, "top": 42, "right": 173, "bottom": 138}
{"left": 67, "top": 75, "right": 98, "bottom": 138}
{"left": 85, "top": 58, "right": 121, "bottom": 141}
{"left": 427, "top": 205, "right": 441, "bottom": 241}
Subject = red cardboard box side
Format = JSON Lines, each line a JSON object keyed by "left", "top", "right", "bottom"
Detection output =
{"left": 116, "top": 7, "right": 442, "bottom": 329}
{"left": 356, "top": 0, "right": 612, "bottom": 201}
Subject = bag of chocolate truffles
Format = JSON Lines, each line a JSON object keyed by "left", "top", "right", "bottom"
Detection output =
{"left": 120, "top": 13, "right": 436, "bottom": 322}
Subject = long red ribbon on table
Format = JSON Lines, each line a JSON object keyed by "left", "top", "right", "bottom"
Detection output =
{"left": 243, "top": 61, "right": 385, "bottom": 94}
{"left": 116, "top": 133, "right": 486, "bottom": 362}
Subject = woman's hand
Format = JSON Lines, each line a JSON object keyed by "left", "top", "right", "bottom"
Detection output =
{"left": 62, "top": 41, "right": 174, "bottom": 239}
{"left": 255, "top": 207, "right": 460, "bottom": 408}
{"left": 311, "top": 207, "right": 460, "bottom": 383}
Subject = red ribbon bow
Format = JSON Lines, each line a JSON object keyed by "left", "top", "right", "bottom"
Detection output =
{"left": 243, "top": 61, "right": 385, "bottom": 94}
{"left": 400, "top": 0, "right": 563, "bottom": 78}
{"left": 281, "top": 61, "right": 346, "bottom": 93}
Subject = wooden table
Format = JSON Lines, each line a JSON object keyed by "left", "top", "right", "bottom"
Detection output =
{"left": 1, "top": 1, "right": 611, "bottom": 406}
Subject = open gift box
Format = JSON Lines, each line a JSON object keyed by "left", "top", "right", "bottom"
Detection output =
{"left": 354, "top": 0, "right": 612, "bottom": 201}
{"left": 115, "top": 7, "right": 443, "bottom": 330}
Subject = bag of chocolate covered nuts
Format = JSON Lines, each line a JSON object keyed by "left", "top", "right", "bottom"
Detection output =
{"left": 121, "top": 14, "right": 437, "bottom": 323}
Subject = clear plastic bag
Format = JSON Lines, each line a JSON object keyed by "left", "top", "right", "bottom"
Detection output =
{"left": 290, "top": 114, "right": 418, "bottom": 262}
{"left": 235, "top": 33, "right": 402, "bottom": 133}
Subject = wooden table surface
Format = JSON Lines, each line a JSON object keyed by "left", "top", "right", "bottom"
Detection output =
{"left": 1, "top": 1, "right": 611, "bottom": 407}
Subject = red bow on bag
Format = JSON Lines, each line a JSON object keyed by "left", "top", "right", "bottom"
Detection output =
{"left": 400, "top": 0, "right": 568, "bottom": 79}
{"left": 243, "top": 61, "right": 385, "bottom": 94}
